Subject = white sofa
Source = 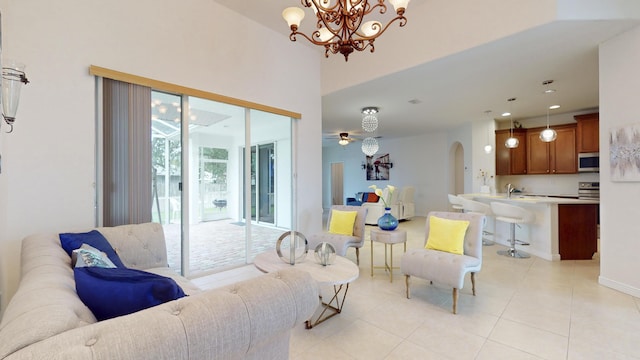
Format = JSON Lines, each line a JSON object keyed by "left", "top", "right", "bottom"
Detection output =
{"left": 362, "top": 187, "right": 415, "bottom": 225}
{"left": 362, "top": 187, "right": 401, "bottom": 225}
{"left": 0, "top": 222, "right": 319, "bottom": 360}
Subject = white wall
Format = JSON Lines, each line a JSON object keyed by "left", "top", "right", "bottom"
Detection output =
{"left": 599, "top": 25, "right": 640, "bottom": 297}
{"left": 0, "top": 0, "right": 323, "bottom": 311}
{"left": 322, "top": 129, "right": 456, "bottom": 217}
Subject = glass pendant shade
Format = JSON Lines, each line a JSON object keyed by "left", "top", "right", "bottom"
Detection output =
{"left": 362, "top": 114, "right": 378, "bottom": 132}
{"left": 505, "top": 136, "right": 519, "bottom": 148}
{"left": 2, "top": 61, "right": 27, "bottom": 124}
{"left": 361, "top": 137, "right": 379, "bottom": 156}
{"left": 540, "top": 128, "right": 557, "bottom": 142}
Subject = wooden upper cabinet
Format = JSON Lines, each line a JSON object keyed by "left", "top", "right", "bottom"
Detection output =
{"left": 575, "top": 113, "right": 599, "bottom": 153}
{"left": 526, "top": 124, "right": 577, "bottom": 174}
{"left": 495, "top": 128, "right": 527, "bottom": 175}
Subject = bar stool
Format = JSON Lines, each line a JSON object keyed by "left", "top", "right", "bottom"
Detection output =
{"left": 490, "top": 202, "right": 535, "bottom": 259}
{"left": 447, "top": 194, "right": 464, "bottom": 212}
{"left": 460, "top": 197, "right": 494, "bottom": 246}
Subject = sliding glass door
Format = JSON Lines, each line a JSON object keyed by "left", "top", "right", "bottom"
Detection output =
{"left": 149, "top": 91, "right": 292, "bottom": 277}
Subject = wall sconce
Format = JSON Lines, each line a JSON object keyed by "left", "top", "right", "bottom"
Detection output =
{"left": 2, "top": 60, "right": 30, "bottom": 133}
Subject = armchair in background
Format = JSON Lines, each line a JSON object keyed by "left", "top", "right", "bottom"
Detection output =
{"left": 397, "top": 186, "right": 415, "bottom": 220}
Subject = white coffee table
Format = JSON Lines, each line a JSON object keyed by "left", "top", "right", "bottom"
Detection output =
{"left": 254, "top": 251, "right": 359, "bottom": 329}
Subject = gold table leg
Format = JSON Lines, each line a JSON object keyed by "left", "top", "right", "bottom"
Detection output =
{"left": 305, "top": 283, "right": 350, "bottom": 329}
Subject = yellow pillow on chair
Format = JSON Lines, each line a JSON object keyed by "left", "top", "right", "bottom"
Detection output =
{"left": 425, "top": 216, "right": 470, "bottom": 255}
{"left": 329, "top": 210, "right": 358, "bottom": 236}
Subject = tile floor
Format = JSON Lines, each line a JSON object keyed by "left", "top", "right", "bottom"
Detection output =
{"left": 193, "top": 216, "right": 640, "bottom": 360}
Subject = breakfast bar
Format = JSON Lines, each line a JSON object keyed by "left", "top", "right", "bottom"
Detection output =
{"left": 460, "top": 193, "right": 599, "bottom": 261}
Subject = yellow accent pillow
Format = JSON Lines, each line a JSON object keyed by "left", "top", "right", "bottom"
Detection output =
{"left": 329, "top": 210, "right": 358, "bottom": 236}
{"left": 425, "top": 216, "right": 470, "bottom": 255}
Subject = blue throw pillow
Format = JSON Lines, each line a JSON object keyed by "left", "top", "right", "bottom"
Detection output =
{"left": 60, "top": 230, "right": 126, "bottom": 268}
{"left": 74, "top": 267, "right": 186, "bottom": 321}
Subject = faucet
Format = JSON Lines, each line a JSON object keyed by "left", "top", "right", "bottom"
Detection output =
{"left": 506, "top": 183, "right": 514, "bottom": 198}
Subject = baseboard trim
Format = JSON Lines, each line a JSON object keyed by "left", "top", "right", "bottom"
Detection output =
{"left": 599, "top": 276, "right": 640, "bottom": 298}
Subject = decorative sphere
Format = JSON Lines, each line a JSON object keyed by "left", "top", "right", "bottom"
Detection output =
{"left": 314, "top": 242, "right": 336, "bottom": 266}
{"left": 276, "top": 231, "right": 308, "bottom": 264}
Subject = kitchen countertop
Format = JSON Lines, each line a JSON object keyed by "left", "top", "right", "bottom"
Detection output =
{"left": 461, "top": 193, "right": 600, "bottom": 205}
{"left": 459, "top": 193, "right": 599, "bottom": 261}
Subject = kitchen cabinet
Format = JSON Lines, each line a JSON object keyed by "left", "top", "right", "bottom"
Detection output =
{"left": 495, "top": 128, "right": 527, "bottom": 175}
{"left": 575, "top": 112, "right": 599, "bottom": 153}
{"left": 558, "top": 203, "right": 598, "bottom": 260}
{"left": 526, "top": 124, "right": 577, "bottom": 174}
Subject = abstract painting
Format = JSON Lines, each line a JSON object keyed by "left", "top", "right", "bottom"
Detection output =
{"left": 610, "top": 123, "right": 640, "bottom": 181}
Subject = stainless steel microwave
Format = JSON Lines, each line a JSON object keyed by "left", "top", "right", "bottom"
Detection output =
{"left": 578, "top": 152, "right": 599, "bottom": 172}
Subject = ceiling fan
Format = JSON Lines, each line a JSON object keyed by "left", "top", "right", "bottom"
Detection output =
{"left": 337, "top": 132, "right": 357, "bottom": 146}
{"left": 323, "top": 132, "right": 360, "bottom": 146}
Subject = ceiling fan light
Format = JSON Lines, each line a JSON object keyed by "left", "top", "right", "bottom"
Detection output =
{"left": 539, "top": 128, "right": 557, "bottom": 142}
{"left": 505, "top": 137, "right": 519, "bottom": 148}
{"left": 338, "top": 139, "right": 349, "bottom": 146}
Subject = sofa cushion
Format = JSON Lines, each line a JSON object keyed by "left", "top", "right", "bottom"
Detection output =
{"left": 425, "top": 216, "right": 469, "bottom": 255}
{"left": 74, "top": 266, "right": 186, "bottom": 321}
{"left": 364, "top": 192, "right": 380, "bottom": 202}
{"left": 72, "top": 244, "right": 117, "bottom": 268}
{"left": 60, "top": 230, "right": 126, "bottom": 268}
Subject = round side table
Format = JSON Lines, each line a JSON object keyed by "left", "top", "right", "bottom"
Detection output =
{"left": 370, "top": 228, "right": 407, "bottom": 282}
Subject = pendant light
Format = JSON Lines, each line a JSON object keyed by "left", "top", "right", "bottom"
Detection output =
{"left": 539, "top": 80, "right": 558, "bottom": 142}
{"left": 505, "top": 98, "right": 519, "bottom": 148}
{"left": 483, "top": 110, "right": 493, "bottom": 154}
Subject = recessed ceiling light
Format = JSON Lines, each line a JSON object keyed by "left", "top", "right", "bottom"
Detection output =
{"left": 502, "top": 112, "right": 511, "bottom": 117}
{"left": 549, "top": 104, "right": 560, "bottom": 109}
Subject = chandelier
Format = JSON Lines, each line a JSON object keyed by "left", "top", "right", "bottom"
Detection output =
{"left": 282, "top": 0, "right": 411, "bottom": 61}
{"left": 361, "top": 106, "right": 378, "bottom": 132}
{"left": 361, "top": 137, "right": 379, "bottom": 156}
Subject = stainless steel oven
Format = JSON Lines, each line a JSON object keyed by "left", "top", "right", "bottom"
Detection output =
{"left": 578, "top": 152, "right": 599, "bottom": 172}
{"left": 578, "top": 182, "right": 600, "bottom": 199}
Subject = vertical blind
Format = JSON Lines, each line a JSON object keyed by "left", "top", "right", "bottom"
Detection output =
{"left": 103, "top": 79, "right": 152, "bottom": 226}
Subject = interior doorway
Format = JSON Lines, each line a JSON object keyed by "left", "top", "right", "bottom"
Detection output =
{"left": 450, "top": 142, "right": 465, "bottom": 195}
{"left": 331, "top": 162, "right": 344, "bottom": 205}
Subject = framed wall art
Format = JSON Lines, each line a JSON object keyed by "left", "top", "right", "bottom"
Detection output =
{"left": 610, "top": 123, "right": 640, "bottom": 181}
